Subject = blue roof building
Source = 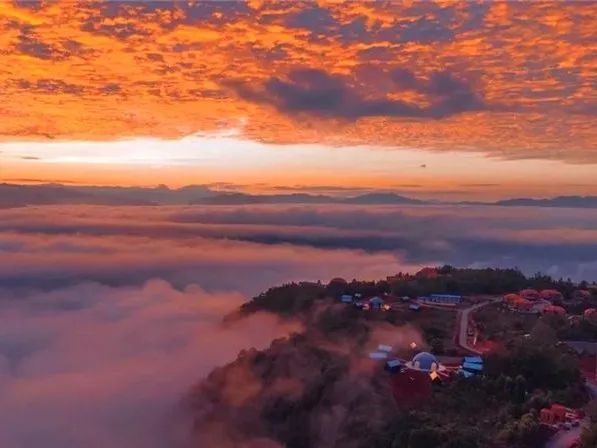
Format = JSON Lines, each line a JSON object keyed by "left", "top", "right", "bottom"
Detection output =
{"left": 385, "top": 359, "right": 402, "bottom": 373}
{"left": 378, "top": 344, "right": 393, "bottom": 353}
{"left": 463, "top": 356, "right": 483, "bottom": 364}
{"left": 340, "top": 294, "right": 354, "bottom": 303}
{"left": 368, "top": 296, "right": 385, "bottom": 309}
{"left": 420, "top": 294, "right": 463, "bottom": 306}
{"left": 462, "top": 362, "right": 483, "bottom": 372}
{"left": 461, "top": 356, "right": 484, "bottom": 377}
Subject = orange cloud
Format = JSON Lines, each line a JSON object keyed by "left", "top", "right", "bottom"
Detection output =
{"left": 0, "top": 0, "right": 595, "bottom": 162}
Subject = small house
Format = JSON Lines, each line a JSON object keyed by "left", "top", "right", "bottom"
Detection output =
{"left": 504, "top": 293, "right": 522, "bottom": 304}
{"left": 463, "top": 356, "right": 483, "bottom": 364}
{"left": 385, "top": 359, "right": 402, "bottom": 373}
{"left": 540, "top": 404, "right": 567, "bottom": 425}
{"left": 378, "top": 344, "right": 393, "bottom": 353}
{"left": 340, "top": 294, "right": 354, "bottom": 304}
{"left": 368, "top": 296, "right": 385, "bottom": 310}
{"left": 420, "top": 294, "right": 462, "bottom": 306}
{"left": 540, "top": 289, "right": 563, "bottom": 301}
{"left": 543, "top": 305, "right": 566, "bottom": 315}
{"left": 512, "top": 297, "right": 533, "bottom": 312}
{"left": 462, "top": 362, "right": 483, "bottom": 372}
{"left": 520, "top": 289, "right": 540, "bottom": 301}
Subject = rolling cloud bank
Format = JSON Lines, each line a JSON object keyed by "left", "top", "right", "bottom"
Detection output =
{"left": 1, "top": 202, "right": 597, "bottom": 447}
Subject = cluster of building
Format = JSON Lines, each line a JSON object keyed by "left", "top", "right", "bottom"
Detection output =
{"left": 341, "top": 294, "right": 395, "bottom": 311}
{"left": 338, "top": 292, "right": 462, "bottom": 312}
{"left": 504, "top": 289, "right": 566, "bottom": 314}
{"left": 418, "top": 293, "right": 462, "bottom": 307}
{"left": 382, "top": 350, "right": 449, "bottom": 404}
{"left": 504, "top": 287, "right": 596, "bottom": 319}
{"left": 367, "top": 344, "right": 485, "bottom": 405}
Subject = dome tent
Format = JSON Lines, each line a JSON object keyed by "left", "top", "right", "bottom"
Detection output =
{"left": 411, "top": 352, "right": 439, "bottom": 372}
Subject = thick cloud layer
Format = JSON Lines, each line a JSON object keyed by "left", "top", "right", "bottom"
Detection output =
{"left": 1, "top": 202, "right": 596, "bottom": 447}
{"left": 1, "top": 204, "right": 596, "bottom": 283}
{"left": 0, "top": 280, "right": 302, "bottom": 448}
{"left": 0, "top": 204, "right": 419, "bottom": 447}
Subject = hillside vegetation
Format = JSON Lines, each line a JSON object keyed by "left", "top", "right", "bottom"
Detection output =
{"left": 189, "top": 267, "right": 596, "bottom": 448}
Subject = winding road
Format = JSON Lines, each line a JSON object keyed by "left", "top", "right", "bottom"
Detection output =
{"left": 455, "top": 298, "right": 501, "bottom": 354}
{"left": 545, "top": 425, "right": 582, "bottom": 448}
{"left": 454, "top": 298, "right": 592, "bottom": 448}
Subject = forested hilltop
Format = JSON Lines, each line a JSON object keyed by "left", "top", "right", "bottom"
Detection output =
{"left": 189, "top": 267, "right": 597, "bottom": 448}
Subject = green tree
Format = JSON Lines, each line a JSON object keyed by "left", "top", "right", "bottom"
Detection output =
{"left": 408, "top": 427, "right": 440, "bottom": 448}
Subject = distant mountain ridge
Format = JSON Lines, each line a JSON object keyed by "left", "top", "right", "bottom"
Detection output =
{"left": 1, "top": 183, "right": 596, "bottom": 208}
{"left": 194, "top": 191, "right": 424, "bottom": 205}
{"left": 494, "top": 196, "right": 597, "bottom": 208}
{"left": 0, "top": 183, "right": 214, "bottom": 207}
{"left": 0, "top": 183, "right": 425, "bottom": 207}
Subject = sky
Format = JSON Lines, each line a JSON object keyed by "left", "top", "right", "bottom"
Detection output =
{"left": 0, "top": 0, "right": 595, "bottom": 199}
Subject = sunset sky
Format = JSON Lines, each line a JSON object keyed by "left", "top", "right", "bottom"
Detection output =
{"left": 1, "top": 3, "right": 597, "bottom": 446}
{"left": 0, "top": 0, "right": 595, "bottom": 199}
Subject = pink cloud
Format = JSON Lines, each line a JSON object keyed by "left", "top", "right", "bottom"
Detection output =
{"left": 0, "top": 280, "right": 302, "bottom": 448}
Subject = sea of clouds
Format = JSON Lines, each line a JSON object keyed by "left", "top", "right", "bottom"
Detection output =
{"left": 1, "top": 203, "right": 596, "bottom": 447}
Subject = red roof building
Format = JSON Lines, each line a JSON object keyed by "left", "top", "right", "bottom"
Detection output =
{"left": 513, "top": 297, "right": 533, "bottom": 311}
{"left": 520, "top": 289, "right": 540, "bottom": 301}
{"left": 504, "top": 293, "right": 522, "bottom": 304}
{"left": 540, "top": 289, "right": 563, "bottom": 301}
{"left": 543, "top": 305, "right": 566, "bottom": 315}
{"left": 540, "top": 404, "right": 567, "bottom": 425}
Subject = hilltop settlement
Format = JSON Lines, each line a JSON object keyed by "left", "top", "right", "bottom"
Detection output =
{"left": 188, "top": 267, "right": 597, "bottom": 448}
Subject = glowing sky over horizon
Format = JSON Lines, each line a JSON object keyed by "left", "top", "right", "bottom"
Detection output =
{"left": 0, "top": 0, "right": 595, "bottom": 199}
{"left": 2, "top": 131, "right": 597, "bottom": 200}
